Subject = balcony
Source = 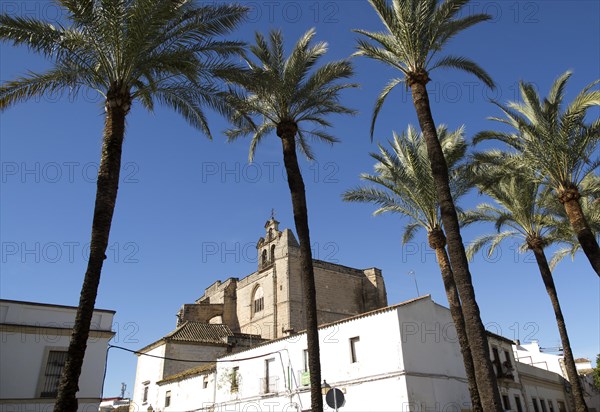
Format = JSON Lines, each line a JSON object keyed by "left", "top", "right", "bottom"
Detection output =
{"left": 259, "top": 377, "right": 279, "bottom": 394}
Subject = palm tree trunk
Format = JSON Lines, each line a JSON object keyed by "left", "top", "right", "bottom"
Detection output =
{"left": 278, "top": 122, "right": 323, "bottom": 412}
{"left": 54, "top": 89, "right": 129, "bottom": 412}
{"left": 559, "top": 188, "right": 600, "bottom": 276}
{"left": 531, "top": 246, "right": 589, "bottom": 412}
{"left": 429, "top": 230, "right": 482, "bottom": 412}
{"left": 410, "top": 77, "right": 503, "bottom": 411}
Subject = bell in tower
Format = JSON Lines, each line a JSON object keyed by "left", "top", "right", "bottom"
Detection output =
{"left": 257, "top": 210, "right": 281, "bottom": 271}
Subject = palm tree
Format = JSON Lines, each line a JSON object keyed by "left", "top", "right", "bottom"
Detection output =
{"left": 343, "top": 125, "right": 482, "bottom": 411}
{"left": 355, "top": 0, "right": 502, "bottom": 408}
{"left": 463, "top": 160, "right": 589, "bottom": 412}
{"left": 0, "top": 1, "right": 246, "bottom": 411}
{"left": 219, "top": 29, "right": 356, "bottom": 412}
{"left": 548, "top": 175, "right": 600, "bottom": 270}
{"left": 474, "top": 71, "right": 600, "bottom": 276}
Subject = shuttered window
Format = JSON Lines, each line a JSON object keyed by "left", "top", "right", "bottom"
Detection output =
{"left": 40, "top": 351, "right": 68, "bottom": 398}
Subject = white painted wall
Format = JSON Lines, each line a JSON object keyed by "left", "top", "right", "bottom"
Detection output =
{"left": 515, "top": 342, "right": 565, "bottom": 377}
{"left": 130, "top": 341, "right": 230, "bottom": 412}
{"left": 0, "top": 300, "right": 114, "bottom": 412}
{"left": 399, "top": 301, "right": 472, "bottom": 410}
{"left": 130, "top": 344, "right": 165, "bottom": 412}
{"left": 0, "top": 301, "right": 112, "bottom": 331}
{"left": 212, "top": 297, "right": 474, "bottom": 411}
{"left": 156, "top": 372, "right": 216, "bottom": 411}
{"left": 518, "top": 362, "right": 569, "bottom": 412}
{"left": 130, "top": 295, "right": 580, "bottom": 412}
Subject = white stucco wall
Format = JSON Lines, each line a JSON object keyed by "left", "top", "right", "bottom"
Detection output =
{"left": 130, "top": 344, "right": 166, "bottom": 412}
{"left": 518, "top": 362, "right": 569, "bottom": 410}
{"left": 0, "top": 300, "right": 114, "bottom": 412}
{"left": 212, "top": 296, "right": 476, "bottom": 411}
{"left": 156, "top": 371, "right": 216, "bottom": 411}
{"left": 130, "top": 341, "right": 230, "bottom": 412}
{"left": 515, "top": 342, "right": 565, "bottom": 377}
{"left": 398, "top": 300, "right": 472, "bottom": 410}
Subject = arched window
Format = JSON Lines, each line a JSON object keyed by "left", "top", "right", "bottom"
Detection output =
{"left": 270, "top": 245, "right": 276, "bottom": 262}
{"left": 261, "top": 249, "right": 267, "bottom": 267}
{"left": 252, "top": 286, "right": 264, "bottom": 316}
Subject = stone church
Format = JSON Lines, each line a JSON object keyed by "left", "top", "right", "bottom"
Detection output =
{"left": 175, "top": 217, "right": 388, "bottom": 340}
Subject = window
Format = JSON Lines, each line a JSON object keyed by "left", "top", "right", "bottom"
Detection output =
{"left": 252, "top": 286, "right": 264, "bottom": 315}
{"left": 502, "top": 395, "right": 511, "bottom": 410}
{"left": 303, "top": 349, "right": 309, "bottom": 371}
{"left": 40, "top": 350, "right": 68, "bottom": 398}
{"left": 492, "top": 347, "right": 501, "bottom": 375}
{"left": 142, "top": 385, "right": 149, "bottom": 403}
{"left": 515, "top": 396, "right": 523, "bottom": 412}
{"left": 164, "top": 390, "right": 171, "bottom": 407}
{"left": 261, "top": 250, "right": 268, "bottom": 267}
{"left": 540, "top": 399, "right": 548, "bottom": 412}
{"left": 532, "top": 398, "right": 540, "bottom": 412}
{"left": 203, "top": 375, "right": 209, "bottom": 389}
{"left": 350, "top": 336, "right": 360, "bottom": 363}
{"left": 557, "top": 401, "right": 566, "bottom": 412}
{"left": 504, "top": 350, "right": 513, "bottom": 367}
{"left": 264, "top": 358, "right": 276, "bottom": 393}
{"left": 230, "top": 367, "right": 239, "bottom": 393}
{"left": 300, "top": 349, "right": 310, "bottom": 386}
{"left": 548, "top": 400, "right": 554, "bottom": 412}
{"left": 271, "top": 245, "right": 276, "bottom": 262}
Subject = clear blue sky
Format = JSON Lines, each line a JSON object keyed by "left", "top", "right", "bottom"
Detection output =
{"left": 1, "top": 0, "right": 598, "bottom": 399}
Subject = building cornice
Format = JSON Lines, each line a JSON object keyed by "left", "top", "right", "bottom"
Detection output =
{"left": 0, "top": 299, "right": 115, "bottom": 314}
{"left": 0, "top": 398, "right": 101, "bottom": 404}
{"left": 0, "top": 323, "right": 115, "bottom": 338}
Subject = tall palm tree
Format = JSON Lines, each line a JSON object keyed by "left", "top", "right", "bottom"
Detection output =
{"left": 463, "top": 160, "right": 589, "bottom": 412}
{"left": 355, "top": 0, "right": 502, "bottom": 408}
{"left": 219, "top": 29, "right": 356, "bottom": 412}
{"left": 0, "top": 1, "right": 246, "bottom": 411}
{"left": 343, "top": 125, "right": 482, "bottom": 411}
{"left": 474, "top": 71, "right": 600, "bottom": 276}
{"left": 548, "top": 175, "right": 600, "bottom": 270}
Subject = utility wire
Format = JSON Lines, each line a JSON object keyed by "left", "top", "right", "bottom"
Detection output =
{"left": 108, "top": 344, "right": 283, "bottom": 363}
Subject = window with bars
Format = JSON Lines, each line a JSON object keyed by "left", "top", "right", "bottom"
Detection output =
{"left": 230, "top": 367, "right": 239, "bottom": 393}
{"left": 40, "top": 350, "right": 68, "bottom": 398}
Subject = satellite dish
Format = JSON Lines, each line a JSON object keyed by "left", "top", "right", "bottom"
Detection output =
{"left": 325, "top": 388, "right": 345, "bottom": 409}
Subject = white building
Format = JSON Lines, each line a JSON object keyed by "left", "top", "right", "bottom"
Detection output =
{"left": 130, "top": 322, "right": 263, "bottom": 411}
{"left": 515, "top": 342, "right": 600, "bottom": 411}
{"left": 133, "top": 295, "right": 574, "bottom": 412}
{"left": 0, "top": 299, "right": 115, "bottom": 412}
{"left": 130, "top": 220, "right": 586, "bottom": 411}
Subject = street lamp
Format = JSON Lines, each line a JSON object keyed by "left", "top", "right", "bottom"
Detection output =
{"left": 321, "top": 380, "right": 331, "bottom": 395}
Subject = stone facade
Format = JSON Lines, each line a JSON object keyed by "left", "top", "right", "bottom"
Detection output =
{"left": 177, "top": 218, "right": 388, "bottom": 339}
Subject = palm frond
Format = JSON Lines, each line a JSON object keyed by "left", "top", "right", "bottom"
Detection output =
{"left": 370, "top": 78, "right": 405, "bottom": 139}
{"left": 431, "top": 55, "right": 494, "bottom": 89}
